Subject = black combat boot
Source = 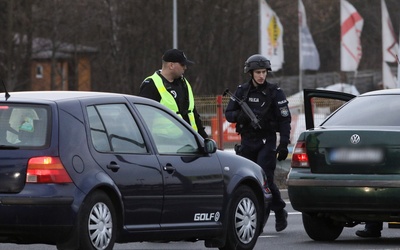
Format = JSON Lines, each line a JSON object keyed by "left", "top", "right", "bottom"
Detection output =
{"left": 356, "top": 222, "right": 382, "bottom": 238}
{"left": 275, "top": 209, "right": 288, "bottom": 232}
{"left": 355, "top": 229, "right": 381, "bottom": 238}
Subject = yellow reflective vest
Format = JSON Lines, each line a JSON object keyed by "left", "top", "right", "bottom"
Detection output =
{"left": 146, "top": 72, "right": 198, "bottom": 131}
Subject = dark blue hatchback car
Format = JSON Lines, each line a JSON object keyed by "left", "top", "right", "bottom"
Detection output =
{"left": 0, "top": 91, "right": 270, "bottom": 250}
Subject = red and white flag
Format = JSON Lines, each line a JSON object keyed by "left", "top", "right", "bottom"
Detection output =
{"left": 259, "top": 0, "right": 284, "bottom": 72}
{"left": 340, "top": 0, "right": 364, "bottom": 72}
{"left": 382, "top": 0, "right": 398, "bottom": 63}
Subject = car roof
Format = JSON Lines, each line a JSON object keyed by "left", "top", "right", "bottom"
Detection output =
{"left": 0, "top": 91, "right": 151, "bottom": 103}
{"left": 361, "top": 88, "right": 400, "bottom": 96}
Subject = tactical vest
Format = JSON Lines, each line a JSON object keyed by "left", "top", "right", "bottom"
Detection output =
{"left": 146, "top": 72, "right": 198, "bottom": 131}
{"left": 235, "top": 82, "right": 278, "bottom": 135}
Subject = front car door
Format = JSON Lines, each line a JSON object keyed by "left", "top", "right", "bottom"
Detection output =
{"left": 135, "top": 103, "right": 225, "bottom": 230}
{"left": 303, "top": 89, "right": 355, "bottom": 129}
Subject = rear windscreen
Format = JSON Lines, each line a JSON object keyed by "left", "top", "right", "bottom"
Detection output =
{"left": 322, "top": 95, "right": 400, "bottom": 126}
{"left": 0, "top": 104, "right": 50, "bottom": 148}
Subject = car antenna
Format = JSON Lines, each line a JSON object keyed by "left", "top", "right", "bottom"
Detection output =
{"left": 1, "top": 79, "right": 10, "bottom": 101}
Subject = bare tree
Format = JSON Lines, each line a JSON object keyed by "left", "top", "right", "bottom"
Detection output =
{"left": 0, "top": 0, "right": 399, "bottom": 95}
{"left": 0, "top": 0, "right": 34, "bottom": 91}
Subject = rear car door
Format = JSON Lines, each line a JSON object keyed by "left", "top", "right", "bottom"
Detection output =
{"left": 83, "top": 98, "right": 164, "bottom": 230}
{"left": 135, "top": 103, "right": 224, "bottom": 230}
{"left": 303, "top": 89, "right": 355, "bottom": 129}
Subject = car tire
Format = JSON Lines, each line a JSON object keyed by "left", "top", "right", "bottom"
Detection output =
{"left": 220, "top": 186, "right": 261, "bottom": 250}
{"left": 302, "top": 213, "right": 343, "bottom": 241}
{"left": 78, "top": 191, "right": 117, "bottom": 250}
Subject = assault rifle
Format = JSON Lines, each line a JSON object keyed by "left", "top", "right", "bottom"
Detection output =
{"left": 223, "top": 88, "right": 262, "bottom": 129}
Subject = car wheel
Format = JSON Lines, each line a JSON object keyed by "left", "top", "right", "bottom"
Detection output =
{"left": 302, "top": 213, "right": 343, "bottom": 241}
{"left": 220, "top": 186, "right": 261, "bottom": 250}
{"left": 79, "top": 191, "right": 116, "bottom": 250}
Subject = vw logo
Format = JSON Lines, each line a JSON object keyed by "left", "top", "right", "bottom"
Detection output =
{"left": 350, "top": 134, "right": 360, "bottom": 144}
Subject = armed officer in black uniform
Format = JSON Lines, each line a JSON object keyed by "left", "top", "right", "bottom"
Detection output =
{"left": 225, "top": 54, "right": 291, "bottom": 232}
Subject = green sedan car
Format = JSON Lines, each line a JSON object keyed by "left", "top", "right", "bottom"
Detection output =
{"left": 287, "top": 88, "right": 400, "bottom": 241}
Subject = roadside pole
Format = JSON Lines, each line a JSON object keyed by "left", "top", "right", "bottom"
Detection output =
{"left": 216, "top": 95, "right": 224, "bottom": 149}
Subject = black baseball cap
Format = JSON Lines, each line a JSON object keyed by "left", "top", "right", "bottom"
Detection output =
{"left": 162, "top": 49, "right": 194, "bottom": 66}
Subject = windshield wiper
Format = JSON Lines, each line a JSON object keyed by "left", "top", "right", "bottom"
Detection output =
{"left": 1, "top": 79, "right": 10, "bottom": 101}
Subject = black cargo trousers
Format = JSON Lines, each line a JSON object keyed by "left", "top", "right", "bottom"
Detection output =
{"left": 239, "top": 132, "right": 286, "bottom": 212}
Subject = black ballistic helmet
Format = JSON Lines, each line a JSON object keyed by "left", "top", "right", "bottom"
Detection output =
{"left": 244, "top": 54, "right": 272, "bottom": 73}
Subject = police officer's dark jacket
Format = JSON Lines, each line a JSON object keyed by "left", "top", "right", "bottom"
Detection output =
{"left": 225, "top": 80, "right": 291, "bottom": 144}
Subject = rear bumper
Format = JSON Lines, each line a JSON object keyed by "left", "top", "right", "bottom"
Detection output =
{"left": 1, "top": 196, "right": 73, "bottom": 205}
{"left": 0, "top": 184, "right": 83, "bottom": 244}
{"left": 287, "top": 168, "right": 400, "bottom": 215}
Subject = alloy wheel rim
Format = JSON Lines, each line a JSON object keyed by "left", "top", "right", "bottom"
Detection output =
{"left": 88, "top": 202, "right": 113, "bottom": 250}
{"left": 235, "top": 197, "right": 257, "bottom": 244}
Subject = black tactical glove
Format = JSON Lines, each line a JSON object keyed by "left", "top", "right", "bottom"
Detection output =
{"left": 276, "top": 142, "right": 289, "bottom": 161}
{"left": 236, "top": 110, "right": 250, "bottom": 125}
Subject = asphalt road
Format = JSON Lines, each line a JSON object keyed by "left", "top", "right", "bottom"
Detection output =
{"left": 4, "top": 193, "right": 400, "bottom": 250}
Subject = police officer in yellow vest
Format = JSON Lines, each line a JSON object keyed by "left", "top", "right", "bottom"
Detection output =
{"left": 139, "top": 49, "right": 208, "bottom": 138}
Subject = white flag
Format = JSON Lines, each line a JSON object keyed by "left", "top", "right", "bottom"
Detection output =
{"left": 299, "top": 0, "right": 320, "bottom": 71}
{"left": 259, "top": 0, "right": 284, "bottom": 72}
{"left": 383, "top": 62, "right": 397, "bottom": 89}
{"left": 340, "top": 0, "right": 364, "bottom": 72}
{"left": 382, "top": 0, "right": 398, "bottom": 63}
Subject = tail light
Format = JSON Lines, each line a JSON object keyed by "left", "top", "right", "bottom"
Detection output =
{"left": 291, "top": 141, "right": 309, "bottom": 168}
{"left": 26, "top": 156, "right": 73, "bottom": 183}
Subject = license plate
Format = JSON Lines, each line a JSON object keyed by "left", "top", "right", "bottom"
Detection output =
{"left": 330, "top": 148, "right": 384, "bottom": 163}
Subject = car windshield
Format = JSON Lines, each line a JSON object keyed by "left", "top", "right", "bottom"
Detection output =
{"left": 322, "top": 95, "right": 400, "bottom": 126}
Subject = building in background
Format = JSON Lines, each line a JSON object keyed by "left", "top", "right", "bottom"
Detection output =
{"left": 29, "top": 37, "right": 97, "bottom": 91}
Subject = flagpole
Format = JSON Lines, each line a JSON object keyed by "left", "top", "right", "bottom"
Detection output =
{"left": 258, "top": 0, "right": 262, "bottom": 53}
{"left": 340, "top": 0, "right": 342, "bottom": 77}
{"left": 299, "top": 65, "right": 303, "bottom": 92}
{"left": 398, "top": 24, "right": 400, "bottom": 88}
{"left": 352, "top": 71, "right": 357, "bottom": 85}
{"left": 298, "top": 0, "right": 303, "bottom": 92}
{"left": 382, "top": 0, "right": 385, "bottom": 89}
{"left": 381, "top": 0, "right": 389, "bottom": 89}
{"left": 173, "top": 0, "right": 178, "bottom": 49}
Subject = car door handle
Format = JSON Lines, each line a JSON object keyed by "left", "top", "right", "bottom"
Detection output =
{"left": 107, "top": 162, "right": 120, "bottom": 172}
{"left": 163, "top": 164, "right": 175, "bottom": 173}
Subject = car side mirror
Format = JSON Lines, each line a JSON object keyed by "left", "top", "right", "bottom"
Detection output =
{"left": 204, "top": 138, "right": 217, "bottom": 154}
